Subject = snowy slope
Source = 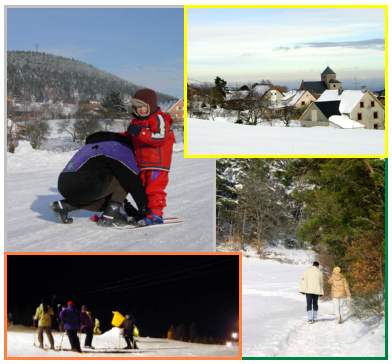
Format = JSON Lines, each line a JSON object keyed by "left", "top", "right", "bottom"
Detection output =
{"left": 7, "top": 326, "right": 238, "bottom": 358}
{"left": 187, "top": 118, "right": 384, "bottom": 155}
{"left": 243, "top": 250, "right": 385, "bottom": 357}
{"left": 6, "top": 142, "right": 215, "bottom": 252}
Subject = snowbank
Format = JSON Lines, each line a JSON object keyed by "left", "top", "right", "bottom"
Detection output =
{"left": 187, "top": 118, "right": 384, "bottom": 155}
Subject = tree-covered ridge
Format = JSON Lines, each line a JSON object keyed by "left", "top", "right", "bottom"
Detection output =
{"left": 7, "top": 51, "right": 175, "bottom": 103}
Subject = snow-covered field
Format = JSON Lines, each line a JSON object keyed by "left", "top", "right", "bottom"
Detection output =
{"left": 6, "top": 122, "right": 215, "bottom": 252}
{"left": 243, "top": 248, "right": 385, "bottom": 357}
{"left": 187, "top": 118, "right": 385, "bottom": 155}
{"left": 7, "top": 326, "right": 238, "bottom": 358}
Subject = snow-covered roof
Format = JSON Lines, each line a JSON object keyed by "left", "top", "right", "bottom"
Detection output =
{"left": 252, "top": 85, "right": 271, "bottom": 97}
{"left": 317, "top": 90, "right": 340, "bottom": 102}
{"left": 338, "top": 90, "right": 365, "bottom": 114}
{"left": 329, "top": 115, "right": 365, "bottom": 129}
{"left": 282, "top": 90, "right": 306, "bottom": 106}
{"left": 225, "top": 90, "right": 249, "bottom": 101}
{"left": 318, "top": 89, "right": 366, "bottom": 114}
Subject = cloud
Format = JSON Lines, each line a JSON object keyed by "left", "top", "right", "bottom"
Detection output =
{"left": 274, "top": 38, "right": 384, "bottom": 51}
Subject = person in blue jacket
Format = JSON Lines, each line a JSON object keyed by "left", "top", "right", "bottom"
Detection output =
{"left": 60, "top": 300, "right": 81, "bottom": 352}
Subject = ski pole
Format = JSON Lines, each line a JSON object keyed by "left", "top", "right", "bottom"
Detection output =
{"left": 58, "top": 331, "right": 65, "bottom": 351}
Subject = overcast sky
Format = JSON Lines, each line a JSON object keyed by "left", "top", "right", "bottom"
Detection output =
{"left": 7, "top": 8, "right": 183, "bottom": 97}
{"left": 188, "top": 8, "right": 385, "bottom": 89}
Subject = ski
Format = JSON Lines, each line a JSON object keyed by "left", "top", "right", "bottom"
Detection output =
{"left": 111, "top": 217, "right": 184, "bottom": 230}
{"left": 90, "top": 214, "right": 183, "bottom": 229}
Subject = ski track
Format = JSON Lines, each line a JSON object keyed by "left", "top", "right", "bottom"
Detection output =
{"left": 7, "top": 327, "right": 238, "bottom": 358}
{"left": 6, "top": 151, "right": 215, "bottom": 252}
{"left": 243, "top": 255, "right": 385, "bottom": 357}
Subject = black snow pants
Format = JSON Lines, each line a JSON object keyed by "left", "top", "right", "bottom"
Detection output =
{"left": 84, "top": 328, "right": 93, "bottom": 347}
{"left": 58, "top": 155, "right": 146, "bottom": 213}
{"left": 306, "top": 293, "right": 319, "bottom": 311}
{"left": 66, "top": 329, "right": 81, "bottom": 352}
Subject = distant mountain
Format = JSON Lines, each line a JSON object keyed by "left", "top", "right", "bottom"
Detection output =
{"left": 7, "top": 51, "right": 176, "bottom": 104}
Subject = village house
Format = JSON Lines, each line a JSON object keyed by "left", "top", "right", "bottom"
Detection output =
{"left": 299, "top": 89, "right": 384, "bottom": 129}
{"left": 281, "top": 90, "right": 316, "bottom": 109}
{"left": 167, "top": 98, "right": 184, "bottom": 124}
{"left": 252, "top": 84, "right": 283, "bottom": 107}
{"left": 300, "top": 66, "right": 342, "bottom": 97}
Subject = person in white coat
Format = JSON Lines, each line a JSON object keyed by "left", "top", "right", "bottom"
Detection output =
{"left": 299, "top": 261, "right": 324, "bottom": 323}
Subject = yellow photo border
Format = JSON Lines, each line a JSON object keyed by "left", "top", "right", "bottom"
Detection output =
{"left": 183, "top": 4, "right": 388, "bottom": 159}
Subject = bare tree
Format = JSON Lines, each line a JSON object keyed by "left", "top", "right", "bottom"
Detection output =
{"left": 23, "top": 120, "right": 50, "bottom": 149}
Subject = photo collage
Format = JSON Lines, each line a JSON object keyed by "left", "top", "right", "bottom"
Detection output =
{"left": 3, "top": 3, "right": 387, "bottom": 361}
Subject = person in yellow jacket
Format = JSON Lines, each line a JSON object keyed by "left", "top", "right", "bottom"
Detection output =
{"left": 328, "top": 266, "right": 351, "bottom": 324}
{"left": 33, "top": 298, "right": 55, "bottom": 350}
{"left": 299, "top": 261, "right": 324, "bottom": 323}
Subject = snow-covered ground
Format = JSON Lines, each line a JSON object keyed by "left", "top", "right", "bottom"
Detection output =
{"left": 243, "top": 248, "right": 385, "bottom": 357}
{"left": 187, "top": 118, "right": 385, "bottom": 155}
{"left": 6, "top": 122, "right": 214, "bottom": 252}
{"left": 7, "top": 326, "right": 238, "bottom": 358}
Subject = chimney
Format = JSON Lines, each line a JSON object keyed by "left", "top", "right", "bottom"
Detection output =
{"left": 361, "top": 85, "right": 368, "bottom": 93}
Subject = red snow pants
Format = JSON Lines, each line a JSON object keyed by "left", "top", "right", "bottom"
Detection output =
{"left": 140, "top": 170, "right": 169, "bottom": 217}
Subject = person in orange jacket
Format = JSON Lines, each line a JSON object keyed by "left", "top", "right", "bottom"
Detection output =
{"left": 125, "top": 88, "right": 175, "bottom": 225}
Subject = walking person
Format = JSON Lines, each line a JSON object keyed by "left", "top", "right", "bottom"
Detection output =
{"left": 60, "top": 301, "right": 81, "bottom": 352}
{"left": 328, "top": 266, "right": 351, "bottom": 324}
{"left": 80, "top": 305, "right": 95, "bottom": 349}
{"left": 299, "top": 261, "right": 324, "bottom": 323}
{"left": 120, "top": 313, "right": 138, "bottom": 349}
{"left": 33, "top": 298, "right": 55, "bottom": 350}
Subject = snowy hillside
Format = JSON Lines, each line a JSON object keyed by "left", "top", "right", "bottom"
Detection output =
{"left": 187, "top": 118, "right": 384, "bottom": 155}
{"left": 6, "top": 122, "right": 214, "bottom": 252}
{"left": 243, "top": 248, "right": 385, "bottom": 357}
{"left": 7, "top": 326, "right": 238, "bottom": 358}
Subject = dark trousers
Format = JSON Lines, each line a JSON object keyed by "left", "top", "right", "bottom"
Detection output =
{"left": 37, "top": 326, "right": 54, "bottom": 348}
{"left": 66, "top": 329, "right": 81, "bottom": 351}
{"left": 306, "top": 293, "right": 319, "bottom": 311}
{"left": 84, "top": 328, "right": 93, "bottom": 347}
{"left": 124, "top": 335, "right": 138, "bottom": 349}
{"left": 58, "top": 156, "right": 146, "bottom": 212}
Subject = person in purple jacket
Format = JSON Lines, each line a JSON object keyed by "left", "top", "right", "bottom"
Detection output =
{"left": 80, "top": 305, "right": 94, "bottom": 349}
{"left": 60, "top": 300, "right": 81, "bottom": 352}
{"left": 51, "top": 131, "right": 147, "bottom": 227}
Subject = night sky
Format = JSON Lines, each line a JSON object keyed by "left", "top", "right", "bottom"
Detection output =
{"left": 7, "top": 255, "right": 239, "bottom": 341}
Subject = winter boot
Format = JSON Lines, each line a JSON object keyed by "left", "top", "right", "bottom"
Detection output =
{"left": 307, "top": 310, "right": 313, "bottom": 323}
{"left": 138, "top": 213, "right": 163, "bottom": 227}
{"left": 123, "top": 199, "right": 144, "bottom": 223}
{"left": 97, "top": 201, "right": 128, "bottom": 227}
{"left": 51, "top": 200, "right": 76, "bottom": 224}
{"left": 313, "top": 310, "right": 318, "bottom": 323}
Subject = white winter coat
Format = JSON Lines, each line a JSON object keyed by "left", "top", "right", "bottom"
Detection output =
{"left": 299, "top": 266, "right": 324, "bottom": 295}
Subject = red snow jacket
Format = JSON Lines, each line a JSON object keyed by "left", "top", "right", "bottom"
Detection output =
{"left": 125, "top": 109, "right": 175, "bottom": 171}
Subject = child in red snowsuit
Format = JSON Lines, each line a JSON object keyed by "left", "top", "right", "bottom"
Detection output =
{"left": 126, "top": 88, "right": 175, "bottom": 225}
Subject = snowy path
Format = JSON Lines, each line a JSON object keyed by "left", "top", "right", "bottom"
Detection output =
{"left": 243, "top": 252, "right": 385, "bottom": 357}
{"left": 6, "top": 146, "right": 215, "bottom": 252}
{"left": 7, "top": 327, "right": 238, "bottom": 358}
{"left": 187, "top": 118, "right": 385, "bottom": 155}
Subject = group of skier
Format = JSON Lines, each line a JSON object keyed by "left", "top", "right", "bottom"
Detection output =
{"left": 299, "top": 261, "right": 351, "bottom": 324}
{"left": 51, "top": 88, "right": 175, "bottom": 228}
{"left": 33, "top": 299, "right": 137, "bottom": 352}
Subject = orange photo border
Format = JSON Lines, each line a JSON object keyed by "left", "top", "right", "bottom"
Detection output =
{"left": 4, "top": 251, "right": 243, "bottom": 360}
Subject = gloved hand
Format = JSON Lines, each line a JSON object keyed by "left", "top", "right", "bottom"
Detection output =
{"left": 127, "top": 124, "right": 142, "bottom": 136}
